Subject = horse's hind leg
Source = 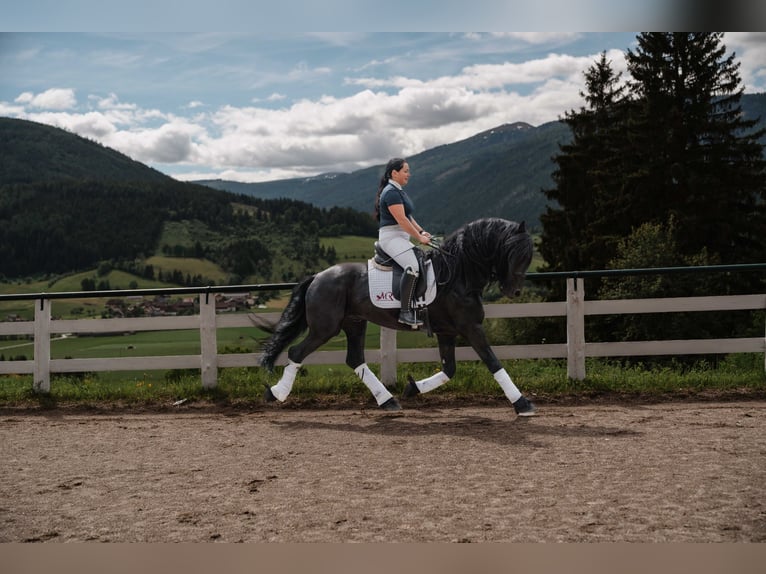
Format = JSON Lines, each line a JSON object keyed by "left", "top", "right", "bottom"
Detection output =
{"left": 266, "top": 324, "right": 339, "bottom": 402}
{"left": 343, "top": 318, "right": 400, "bottom": 411}
{"left": 402, "top": 334, "right": 455, "bottom": 398}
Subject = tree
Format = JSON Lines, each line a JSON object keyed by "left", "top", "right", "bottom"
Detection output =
{"left": 623, "top": 33, "right": 766, "bottom": 277}
{"left": 539, "top": 51, "right": 629, "bottom": 278}
{"left": 541, "top": 33, "right": 765, "bottom": 279}
{"left": 596, "top": 218, "right": 719, "bottom": 346}
{"left": 537, "top": 33, "right": 766, "bottom": 348}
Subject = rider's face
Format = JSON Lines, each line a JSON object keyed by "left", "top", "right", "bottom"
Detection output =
{"left": 391, "top": 163, "right": 410, "bottom": 187}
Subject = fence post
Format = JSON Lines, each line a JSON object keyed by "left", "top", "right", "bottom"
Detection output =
{"left": 566, "top": 278, "right": 586, "bottom": 380}
{"left": 380, "top": 327, "right": 397, "bottom": 388}
{"left": 33, "top": 298, "right": 51, "bottom": 393}
{"left": 199, "top": 294, "right": 218, "bottom": 389}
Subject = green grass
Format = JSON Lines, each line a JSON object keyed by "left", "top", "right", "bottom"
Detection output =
{"left": 144, "top": 256, "right": 230, "bottom": 283}
{"left": 0, "top": 322, "right": 433, "bottom": 363}
{"left": 0, "top": 326, "right": 274, "bottom": 360}
{"left": 320, "top": 235, "right": 375, "bottom": 262}
{"left": 1, "top": 354, "right": 763, "bottom": 408}
{"left": 156, "top": 220, "right": 222, "bottom": 249}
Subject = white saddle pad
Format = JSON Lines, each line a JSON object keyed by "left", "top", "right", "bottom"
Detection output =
{"left": 367, "top": 259, "right": 437, "bottom": 309}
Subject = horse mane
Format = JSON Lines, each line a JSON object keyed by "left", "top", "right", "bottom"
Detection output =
{"left": 429, "top": 218, "right": 533, "bottom": 294}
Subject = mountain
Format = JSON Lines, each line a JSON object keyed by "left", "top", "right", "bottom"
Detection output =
{"left": 0, "top": 117, "right": 172, "bottom": 185}
{"left": 198, "top": 92, "right": 766, "bottom": 234}
{"left": 198, "top": 120, "right": 570, "bottom": 234}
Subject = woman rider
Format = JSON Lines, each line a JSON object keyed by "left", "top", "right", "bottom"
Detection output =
{"left": 374, "top": 158, "right": 432, "bottom": 328}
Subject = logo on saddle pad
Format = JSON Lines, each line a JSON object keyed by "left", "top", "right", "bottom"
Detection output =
{"left": 367, "top": 259, "right": 437, "bottom": 309}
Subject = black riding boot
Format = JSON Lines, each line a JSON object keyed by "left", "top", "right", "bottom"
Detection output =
{"left": 398, "top": 267, "right": 423, "bottom": 328}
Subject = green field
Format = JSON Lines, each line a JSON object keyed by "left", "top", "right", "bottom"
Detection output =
{"left": 144, "top": 256, "right": 230, "bottom": 283}
{"left": 0, "top": 319, "right": 435, "bottom": 362}
{"left": 320, "top": 235, "right": 375, "bottom": 262}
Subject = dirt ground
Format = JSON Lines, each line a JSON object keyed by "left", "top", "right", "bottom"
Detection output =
{"left": 1, "top": 398, "right": 765, "bottom": 543}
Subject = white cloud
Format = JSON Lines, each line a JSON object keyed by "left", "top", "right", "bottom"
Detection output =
{"left": 15, "top": 88, "right": 77, "bottom": 110}
{"left": 348, "top": 50, "right": 626, "bottom": 94}
{"left": 0, "top": 102, "right": 26, "bottom": 116}
{"left": 14, "top": 92, "right": 34, "bottom": 104}
{"left": 5, "top": 34, "right": 762, "bottom": 185}
{"left": 488, "top": 32, "right": 583, "bottom": 45}
{"left": 96, "top": 93, "right": 138, "bottom": 111}
{"left": 3, "top": 48, "right": 618, "bottom": 179}
{"left": 106, "top": 120, "right": 205, "bottom": 164}
{"left": 724, "top": 33, "right": 766, "bottom": 93}
{"left": 25, "top": 111, "right": 117, "bottom": 139}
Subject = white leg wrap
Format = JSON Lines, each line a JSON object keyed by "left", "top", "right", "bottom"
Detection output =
{"left": 270, "top": 361, "right": 301, "bottom": 402}
{"left": 416, "top": 371, "right": 450, "bottom": 394}
{"left": 493, "top": 368, "right": 522, "bottom": 403}
{"left": 355, "top": 363, "right": 393, "bottom": 406}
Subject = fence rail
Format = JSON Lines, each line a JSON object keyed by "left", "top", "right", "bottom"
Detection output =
{"left": 1, "top": 265, "right": 764, "bottom": 392}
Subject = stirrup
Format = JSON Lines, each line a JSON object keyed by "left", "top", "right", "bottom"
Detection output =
{"left": 398, "top": 309, "right": 423, "bottom": 328}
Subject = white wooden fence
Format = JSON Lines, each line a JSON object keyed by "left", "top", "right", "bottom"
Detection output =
{"left": 1, "top": 277, "right": 764, "bottom": 393}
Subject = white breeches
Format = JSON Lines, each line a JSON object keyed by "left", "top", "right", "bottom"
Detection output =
{"left": 378, "top": 226, "right": 419, "bottom": 271}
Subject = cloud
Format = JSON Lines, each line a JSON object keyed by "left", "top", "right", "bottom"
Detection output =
{"left": 348, "top": 50, "right": 626, "bottom": 93}
{"left": 106, "top": 120, "right": 205, "bottom": 164}
{"left": 4, "top": 34, "right": 763, "bottom": 185}
{"left": 15, "top": 88, "right": 77, "bottom": 110}
{"left": 487, "top": 32, "right": 583, "bottom": 45}
{"left": 724, "top": 33, "right": 766, "bottom": 92}
{"left": 3, "top": 48, "right": 618, "bottom": 182}
{"left": 23, "top": 111, "right": 117, "bottom": 139}
{"left": 95, "top": 93, "right": 137, "bottom": 111}
{"left": 0, "top": 102, "right": 26, "bottom": 116}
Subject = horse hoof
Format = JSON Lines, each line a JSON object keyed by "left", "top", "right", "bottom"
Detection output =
{"left": 262, "top": 383, "right": 278, "bottom": 403}
{"left": 380, "top": 397, "right": 402, "bottom": 411}
{"left": 402, "top": 375, "right": 420, "bottom": 398}
{"left": 513, "top": 396, "right": 537, "bottom": 417}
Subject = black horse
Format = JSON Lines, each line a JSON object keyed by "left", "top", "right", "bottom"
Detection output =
{"left": 260, "top": 217, "right": 537, "bottom": 416}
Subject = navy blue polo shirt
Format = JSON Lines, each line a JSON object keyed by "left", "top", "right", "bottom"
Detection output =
{"left": 378, "top": 183, "right": 414, "bottom": 228}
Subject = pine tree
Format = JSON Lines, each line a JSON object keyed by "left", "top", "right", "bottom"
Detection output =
{"left": 536, "top": 33, "right": 766, "bottom": 350}
{"left": 539, "top": 51, "right": 628, "bottom": 275}
{"left": 623, "top": 33, "right": 766, "bottom": 270}
{"left": 541, "top": 33, "right": 766, "bottom": 277}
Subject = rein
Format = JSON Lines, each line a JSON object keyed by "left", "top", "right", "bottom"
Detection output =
{"left": 427, "top": 238, "right": 457, "bottom": 287}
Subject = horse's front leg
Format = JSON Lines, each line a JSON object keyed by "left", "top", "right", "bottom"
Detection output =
{"left": 342, "top": 318, "right": 400, "bottom": 411}
{"left": 462, "top": 322, "right": 537, "bottom": 416}
{"left": 402, "top": 334, "right": 456, "bottom": 397}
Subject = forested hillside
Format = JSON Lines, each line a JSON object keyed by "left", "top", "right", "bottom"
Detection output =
{"left": 0, "top": 118, "right": 376, "bottom": 282}
{"left": 0, "top": 117, "right": 171, "bottom": 184}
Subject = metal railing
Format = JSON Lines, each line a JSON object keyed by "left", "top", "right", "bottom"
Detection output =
{"left": 1, "top": 264, "right": 764, "bottom": 392}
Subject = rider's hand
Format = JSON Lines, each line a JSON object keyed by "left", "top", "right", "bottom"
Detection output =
{"left": 418, "top": 231, "right": 431, "bottom": 244}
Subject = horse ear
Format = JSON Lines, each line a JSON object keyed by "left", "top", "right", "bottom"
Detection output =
{"left": 518, "top": 221, "right": 526, "bottom": 233}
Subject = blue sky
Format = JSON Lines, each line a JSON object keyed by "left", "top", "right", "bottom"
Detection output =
{"left": 2, "top": 31, "right": 765, "bottom": 182}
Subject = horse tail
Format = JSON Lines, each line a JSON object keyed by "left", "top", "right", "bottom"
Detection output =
{"left": 260, "top": 275, "right": 315, "bottom": 372}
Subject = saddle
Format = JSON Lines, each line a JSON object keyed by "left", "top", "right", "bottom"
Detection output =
{"left": 373, "top": 242, "right": 428, "bottom": 301}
